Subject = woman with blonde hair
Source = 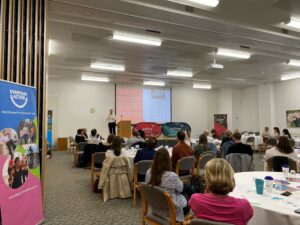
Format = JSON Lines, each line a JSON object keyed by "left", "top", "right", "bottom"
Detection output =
{"left": 189, "top": 158, "right": 253, "bottom": 225}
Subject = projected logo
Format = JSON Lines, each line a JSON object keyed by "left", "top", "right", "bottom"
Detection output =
{"left": 10, "top": 89, "right": 28, "bottom": 108}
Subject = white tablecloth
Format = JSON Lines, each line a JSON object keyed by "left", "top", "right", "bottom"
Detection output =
{"left": 231, "top": 171, "right": 300, "bottom": 225}
{"left": 241, "top": 135, "right": 263, "bottom": 150}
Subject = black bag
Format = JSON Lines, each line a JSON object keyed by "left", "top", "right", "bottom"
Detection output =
{"left": 190, "top": 175, "right": 206, "bottom": 193}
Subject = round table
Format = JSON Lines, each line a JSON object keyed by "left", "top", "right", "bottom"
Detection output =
{"left": 231, "top": 171, "right": 300, "bottom": 225}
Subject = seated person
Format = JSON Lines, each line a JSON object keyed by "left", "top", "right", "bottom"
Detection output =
{"left": 227, "top": 132, "right": 253, "bottom": 157}
{"left": 264, "top": 136, "right": 298, "bottom": 171}
{"left": 75, "top": 129, "right": 86, "bottom": 143}
{"left": 82, "top": 128, "right": 88, "bottom": 139}
{"left": 172, "top": 131, "right": 194, "bottom": 173}
{"left": 106, "top": 136, "right": 126, "bottom": 158}
{"left": 261, "top": 126, "right": 270, "bottom": 143}
{"left": 134, "top": 137, "right": 157, "bottom": 182}
{"left": 189, "top": 158, "right": 253, "bottom": 225}
{"left": 146, "top": 148, "right": 192, "bottom": 222}
{"left": 220, "top": 130, "right": 233, "bottom": 147}
{"left": 210, "top": 129, "right": 218, "bottom": 139}
{"left": 193, "top": 134, "right": 216, "bottom": 159}
{"left": 90, "top": 129, "right": 100, "bottom": 139}
{"left": 97, "top": 134, "right": 114, "bottom": 152}
{"left": 282, "top": 128, "right": 292, "bottom": 139}
{"left": 126, "top": 130, "right": 145, "bottom": 148}
{"left": 203, "top": 130, "right": 214, "bottom": 143}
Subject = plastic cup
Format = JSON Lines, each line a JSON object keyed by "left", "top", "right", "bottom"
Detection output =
{"left": 282, "top": 164, "right": 289, "bottom": 177}
{"left": 255, "top": 178, "right": 264, "bottom": 195}
{"left": 264, "top": 176, "right": 274, "bottom": 192}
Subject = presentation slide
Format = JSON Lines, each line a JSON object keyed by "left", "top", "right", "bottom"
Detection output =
{"left": 116, "top": 85, "right": 171, "bottom": 124}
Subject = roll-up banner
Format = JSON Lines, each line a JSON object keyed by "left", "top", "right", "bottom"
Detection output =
{"left": 214, "top": 114, "right": 228, "bottom": 136}
{"left": 162, "top": 122, "right": 191, "bottom": 137}
{"left": 0, "top": 80, "right": 44, "bottom": 225}
{"left": 133, "top": 122, "right": 161, "bottom": 138}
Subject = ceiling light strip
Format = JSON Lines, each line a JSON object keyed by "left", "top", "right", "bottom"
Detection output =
{"left": 167, "top": 70, "right": 193, "bottom": 77}
{"left": 113, "top": 34, "right": 161, "bottom": 46}
{"left": 91, "top": 63, "right": 125, "bottom": 71}
{"left": 217, "top": 48, "right": 251, "bottom": 59}
{"left": 193, "top": 83, "right": 211, "bottom": 89}
{"left": 81, "top": 75, "right": 109, "bottom": 82}
{"left": 143, "top": 81, "right": 165, "bottom": 86}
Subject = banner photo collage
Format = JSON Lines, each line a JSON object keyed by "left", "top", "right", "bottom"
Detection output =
{"left": 0, "top": 80, "right": 43, "bottom": 225}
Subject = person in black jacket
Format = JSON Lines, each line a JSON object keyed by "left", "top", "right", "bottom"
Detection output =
{"left": 75, "top": 129, "right": 86, "bottom": 143}
{"left": 227, "top": 132, "right": 253, "bottom": 157}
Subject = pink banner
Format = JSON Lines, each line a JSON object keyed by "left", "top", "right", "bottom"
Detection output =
{"left": 0, "top": 156, "right": 44, "bottom": 225}
{"left": 133, "top": 122, "right": 161, "bottom": 138}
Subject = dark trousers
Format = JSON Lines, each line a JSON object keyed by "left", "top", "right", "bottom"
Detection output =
{"left": 181, "top": 183, "right": 194, "bottom": 215}
{"left": 108, "top": 122, "right": 116, "bottom": 135}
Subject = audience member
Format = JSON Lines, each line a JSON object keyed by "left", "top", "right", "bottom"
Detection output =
{"left": 145, "top": 148, "right": 193, "bottom": 222}
{"left": 232, "top": 129, "right": 239, "bottom": 135}
{"left": 75, "top": 129, "right": 86, "bottom": 143}
{"left": 138, "top": 130, "right": 145, "bottom": 139}
{"left": 273, "top": 127, "right": 280, "bottom": 139}
{"left": 183, "top": 130, "right": 192, "bottom": 146}
{"left": 134, "top": 137, "right": 157, "bottom": 164}
{"left": 264, "top": 136, "right": 298, "bottom": 171}
{"left": 282, "top": 128, "right": 292, "bottom": 139}
{"left": 203, "top": 130, "right": 214, "bottom": 143}
{"left": 193, "top": 134, "right": 216, "bottom": 159}
{"left": 227, "top": 132, "right": 253, "bottom": 156}
{"left": 189, "top": 158, "right": 253, "bottom": 225}
{"left": 210, "top": 129, "right": 218, "bottom": 139}
{"left": 97, "top": 134, "right": 114, "bottom": 152}
{"left": 82, "top": 128, "right": 88, "bottom": 139}
{"left": 262, "top": 127, "right": 270, "bottom": 143}
{"left": 90, "top": 129, "right": 99, "bottom": 139}
{"left": 106, "top": 136, "right": 126, "bottom": 158}
{"left": 126, "top": 130, "right": 145, "bottom": 148}
{"left": 134, "top": 137, "right": 157, "bottom": 182}
{"left": 220, "top": 130, "right": 233, "bottom": 147}
{"left": 172, "top": 131, "right": 193, "bottom": 172}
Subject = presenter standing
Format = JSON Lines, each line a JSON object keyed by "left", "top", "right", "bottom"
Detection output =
{"left": 107, "top": 109, "right": 116, "bottom": 135}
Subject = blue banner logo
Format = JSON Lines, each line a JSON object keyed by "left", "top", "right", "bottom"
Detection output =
{"left": 10, "top": 89, "right": 28, "bottom": 108}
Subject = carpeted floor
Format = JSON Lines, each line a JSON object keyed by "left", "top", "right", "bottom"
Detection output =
{"left": 42, "top": 150, "right": 265, "bottom": 225}
{"left": 42, "top": 151, "right": 141, "bottom": 225}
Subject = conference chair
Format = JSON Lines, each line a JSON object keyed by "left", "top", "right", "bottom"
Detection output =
{"left": 267, "top": 156, "right": 298, "bottom": 172}
{"left": 289, "top": 139, "right": 295, "bottom": 148}
{"left": 175, "top": 156, "right": 196, "bottom": 183}
{"left": 68, "top": 136, "right": 76, "bottom": 151}
{"left": 246, "top": 137, "right": 255, "bottom": 151}
{"left": 226, "top": 153, "right": 254, "bottom": 172}
{"left": 190, "top": 218, "right": 233, "bottom": 225}
{"left": 74, "top": 142, "right": 87, "bottom": 167}
{"left": 91, "top": 152, "right": 106, "bottom": 190}
{"left": 197, "top": 152, "right": 215, "bottom": 176}
{"left": 140, "top": 184, "right": 191, "bottom": 225}
{"left": 267, "top": 138, "right": 277, "bottom": 148}
{"left": 133, "top": 160, "right": 153, "bottom": 208}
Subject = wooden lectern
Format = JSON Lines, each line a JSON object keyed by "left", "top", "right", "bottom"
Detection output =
{"left": 117, "top": 120, "right": 132, "bottom": 138}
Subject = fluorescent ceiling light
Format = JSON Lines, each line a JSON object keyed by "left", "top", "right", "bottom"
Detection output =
{"left": 225, "top": 77, "right": 246, "bottom": 82}
{"left": 287, "top": 59, "right": 300, "bottom": 67}
{"left": 281, "top": 73, "right": 300, "bottom": 81}
{"left": 187, "top": 0, "right": 219, "bottom": 7}
{"left": 48, "top": 39, "right": 54, "bottom": 56}
{"left": 193, "top": 83, "right": 212, "bottom": 89}
{"left": 113, "top": 33, "right": 161, "bottom": 46}
{"left": 285, "top": 19, "right": 300, "bottom": 29}
{"left": 91, "top": 63, "right": 125, "bottom": 71}
{"left": 217, "top": 48, "right": 251, "bottom": 59}
{"left": 81, "top": 75, "right": 109, "bottom": 82}
{"left": 143, "top": 81, "right": 165, "bottom": 86}
{"left": 167, "top": 70, "right": 193, "bottom": 77}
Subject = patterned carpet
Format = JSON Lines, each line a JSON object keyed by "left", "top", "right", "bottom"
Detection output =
{"left": 42, "top": 150, "right": 265, "bottom": 225}
{"left": 42, "top": 151, "right": 141, "bottom": 225}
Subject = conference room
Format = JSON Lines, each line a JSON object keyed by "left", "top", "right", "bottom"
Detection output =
{"left": 2, "top": 0, "right": 300, "bottom": 225}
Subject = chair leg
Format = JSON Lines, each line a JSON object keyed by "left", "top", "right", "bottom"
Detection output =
{"left": 134, "top": 186, "right": 136, "bottom": 208}
{"left": 91, "top": 172, "right": 94, "bottom": 190}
